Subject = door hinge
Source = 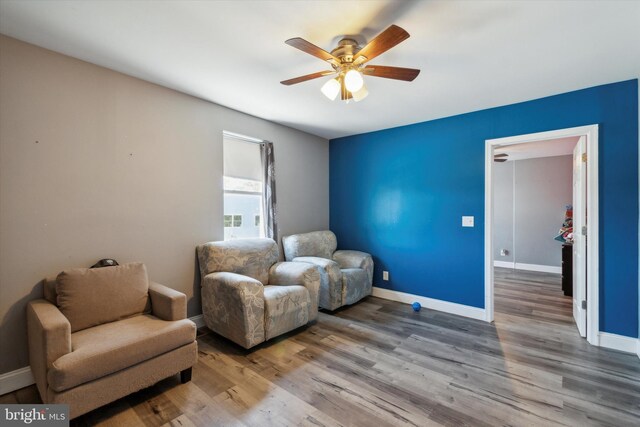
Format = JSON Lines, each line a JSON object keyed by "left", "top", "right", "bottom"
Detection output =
{"left": 581, "top": 226, "right": 587, "bottom": 236}
{"left": 581, "top": 300, "right": 587, "bottom": 310}
{"left": 582, "top": 153, "right": 587, "bottom": 162}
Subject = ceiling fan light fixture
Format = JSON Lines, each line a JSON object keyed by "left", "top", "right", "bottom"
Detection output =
{"left": 282, "top": 25, "right": 418, "bottom": 104}
{"left": 344, "top": 69, "right": 364, "bottom": 92}
{"left": 321, "top": 78, "right": 340, "bottom": 101}
{"left": 352, "top": 84, "right": 369, "bottom": 102}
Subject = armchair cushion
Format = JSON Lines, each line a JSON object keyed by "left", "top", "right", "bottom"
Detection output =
{"left": 56, "top": 263, "right": 150, "bottom": 332}
{"left": 269, "top": 262, "right": 320, "bottom": 321}
{"left": 282, "top": 230, "right": 337, "bottom": 260}
{"left": 149, "top": 281, "right": 187, "bottom": 321}
{"left": 201, "top": 272, "right": 265, "bottom": 349}
{"left": 48, "top": 315, "right": 196, "bottom": 392}
{"left": 197, "top": 239, "right": 278, "bottom": 285}
{"left": 263, "top": 285, "right": 309, "bottom": 340}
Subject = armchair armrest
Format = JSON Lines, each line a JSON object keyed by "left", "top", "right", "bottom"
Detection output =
{"left": 292, "top": 256, "right": 342, "bottom": 311}
{"left": 269, "top": 262, "right": 321, "bottom": 321}
{"left": 201, "top": 272, "right": 265, "bottom": 349}
{"left": 333, "top": 250, "right": 374, "bottom": 286}
{"left": 149, "top": 281, "right": 187, "bottom": 321}
{"left": 27, "top": 299, "right": 72, "bottom": 398}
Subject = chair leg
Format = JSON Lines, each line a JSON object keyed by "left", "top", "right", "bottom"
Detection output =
{"left": 180, "top": 367, "right": 192, "bottom": 384}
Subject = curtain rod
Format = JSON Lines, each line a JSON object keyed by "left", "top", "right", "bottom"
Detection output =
{"left": 223, "top": 130, "right": 264, "bottom": 144}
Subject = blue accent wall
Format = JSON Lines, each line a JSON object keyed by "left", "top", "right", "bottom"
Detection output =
{"left": 330, "top": 79, "right": 639, "bottom": 338}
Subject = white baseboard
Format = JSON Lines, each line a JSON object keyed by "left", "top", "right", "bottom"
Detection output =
{"left": 493, "top": 261, "right": 561, "bottom": 274}
{"left": 598, "top": 332, "right": 638, "bottom": 354}
{"left": 637, "top": 339, "right": 640, "bottom": 360}
{"left": 0, "top": 367, "right": 34, "bottom": 396}
{"left": 516, "top": 263, "right": 562, "bottom": 274}
{"left": 372, "top": 287, "right": 486, "bottom": 321}
{"left": 494, "top": 260, "right": 515, "bottom": 269}
{"left": 0, "top": 314, "right": 206, "bottom": 396}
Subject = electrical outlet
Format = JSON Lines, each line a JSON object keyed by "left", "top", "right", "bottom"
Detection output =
{"left": 462, "top": 216, "right": 474, "bottom": 227}
{"left": 383, "top": 271, "right": 389, "bottom": 281}
{"left": 500, "top": 249, "right": 509, "bottom": 256}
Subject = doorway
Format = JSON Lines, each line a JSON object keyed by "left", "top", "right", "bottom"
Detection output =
{"left": 484, "top": 125, "right": 600, "bottom": 346}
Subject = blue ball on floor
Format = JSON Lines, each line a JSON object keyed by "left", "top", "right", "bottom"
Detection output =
{"left": 412, "top": 302, "right": 421, "bottom": 312}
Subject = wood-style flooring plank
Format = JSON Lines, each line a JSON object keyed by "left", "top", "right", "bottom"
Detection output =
{"left": 3, "top": 267, "right": 639, "bottom": 426}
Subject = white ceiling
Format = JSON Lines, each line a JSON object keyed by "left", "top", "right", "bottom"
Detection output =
{"left": 495, "top": 136, "right": 579, "bottom": 161}
{"left": 1, "top": 0, "right": 639, "bottom": 140}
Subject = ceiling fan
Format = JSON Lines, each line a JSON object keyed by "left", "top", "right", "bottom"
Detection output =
{"left": 494, "top": 153, "right": 509, "bottom": 162}
{"left": 281, "top": 25, "right": 420, "bottom": 102}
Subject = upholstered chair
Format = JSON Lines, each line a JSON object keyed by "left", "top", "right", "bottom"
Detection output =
{"left": 282, "top": 230, "right": 373, "bottom": 311}
{"left": 197, "top": 238, "right": 320, "bottom": 349}
{"left": 27, "top": 263, "right": 197, "bottom": 419}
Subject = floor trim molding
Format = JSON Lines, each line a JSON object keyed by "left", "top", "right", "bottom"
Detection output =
{"left": 0, "top": 367, "right": 34, "bottom": 396}
{"left": 494, "top": 260, "right": 515, "bottom": 269}
{"left": 493, "top": 261, "right": 561, "bottom": 274}
{"left": 598, "top": 332, "right": 638, "bottom": 354}
{"left": 0, "top": 314, "right": 206, "bottom": 395}
{"left": 372, "top": 287, "right": 486, "bottom": 321}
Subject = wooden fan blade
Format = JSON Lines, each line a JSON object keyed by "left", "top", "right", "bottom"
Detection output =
{"left": 285, "top": 38, "right": 340, "bottom": 65}
{"left": 280, "top": 70, "right": 335, "bottom": 86}
{"left": 494, "top": 158, "right": 508, "bottom": 162}
{"left": 494, "top": 153, "right": 508, "bottom": 158}
{"left": 354, "top": 25, "right": 410, "bottom": 63}
{"left": 363, "top": 65, "right": 420, "bottom": 81}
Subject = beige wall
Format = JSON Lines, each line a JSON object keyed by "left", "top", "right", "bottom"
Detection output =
{"left": 0, "top": 35, "right": 329, "bottom": 374}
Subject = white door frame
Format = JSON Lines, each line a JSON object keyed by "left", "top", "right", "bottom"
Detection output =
{"left": 484, "top": 124, "right": 600, "bottom": 346}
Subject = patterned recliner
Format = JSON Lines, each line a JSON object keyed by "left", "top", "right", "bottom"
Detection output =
{"left": 282, "top": 231, "right": 373, "bottom": 311}
{"left": 197, "top": 238, "right": 320, "bottom": 349}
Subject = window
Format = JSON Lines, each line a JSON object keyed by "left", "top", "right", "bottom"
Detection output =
{"left": 224, "top": 214, "right": 243, "bottom": 228}
{"left": 223, "top": 133, "right": 264, "bottom": 240}
{"left": 223, "top": 178, "right": 262, "bottom": 240}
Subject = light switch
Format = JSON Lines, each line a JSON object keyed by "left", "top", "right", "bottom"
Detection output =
{"left": 462, "top": 216, "right": 474, "bottom": 227}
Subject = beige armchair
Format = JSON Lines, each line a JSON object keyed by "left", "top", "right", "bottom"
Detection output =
{"left": 283, "top": 230, "right": 374, "bottom": 311}
{"left": 27, "top": 263, "right": 197, "bottom": 419}
{"left": 197, "top": 238, "right": 321, "bottom": 349}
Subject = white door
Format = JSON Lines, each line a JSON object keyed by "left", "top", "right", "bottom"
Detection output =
{"left": 572, "top": 136, "right": 587, "bottom": 337}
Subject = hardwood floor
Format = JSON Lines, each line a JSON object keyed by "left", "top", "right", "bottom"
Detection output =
{"left": 2, "top": 268, "right": 639, "bottom": 426}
